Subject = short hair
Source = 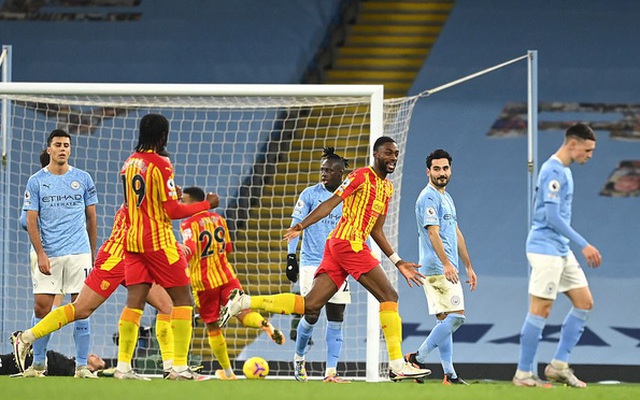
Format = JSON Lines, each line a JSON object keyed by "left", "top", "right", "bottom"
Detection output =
{"left": 372, "top": 136, "right": 396, "bottom": 152}
{"left": 426, "top": 148, "right": 452, "bottom": 169}
{"left": 39, "top": 149, "right": 50, "bottom": 167}
{"left": 47, "top": 129, "right": 71, "bottom": 147}
{"left": 135, "top": 113, "right": 169, "bottom": 152}
{"left": 182, "top": 186, "right": 205, "bottom": 202}
{"left": 321, "top": 147, "right": 349, "bottom": 169}
{"left": 565, "top": 123, "right": 596, "bottom": 142}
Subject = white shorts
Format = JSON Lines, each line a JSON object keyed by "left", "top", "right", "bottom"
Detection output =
{"left": 300, "top": 265, "right": 351, "bottom": 305}
{"left": 421, "top": 274, "right": 465, "bottom": 315}
{"left": 31, "top": 252, "right": 92, "bottom": 295}
{"left": 527, "top": 251, "right": 588, "bottom": 300}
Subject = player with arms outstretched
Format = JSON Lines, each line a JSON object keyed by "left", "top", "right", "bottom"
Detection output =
{"left": 220, "top": 137, "right": 431, "bottom": 382}
{"left": 117, "top": 113, "right": 218, "bottom": 381}
{"left": 179, "top": 186, "right": 284, "bottom": 381}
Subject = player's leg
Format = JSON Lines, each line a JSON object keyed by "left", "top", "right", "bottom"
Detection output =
{"left": 545, "top": 254, "right": 591, "bottom": 388}
{"left": 324, "top": 301, "right": 348, "bottom": 382}
{"left": 356, "top": 261, "right": 431, "bottom": 381}
{"left": 513, "top": 253, "right": 561, "bottom": 387}
{"left": 411, "top": 276, "right": 466, "bottom": 382}
{"left": 65, "top": 253, "right": 95, "bottom": 378}
{"left": 26, "top": 293, "right": 55, "bottom": 376}
{"left": 145, "top": 284, "right": 174, "bottom": 374}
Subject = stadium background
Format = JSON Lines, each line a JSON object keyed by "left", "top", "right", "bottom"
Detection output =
{"left": 0, "top": 0, "right": 638, "bottom": 380}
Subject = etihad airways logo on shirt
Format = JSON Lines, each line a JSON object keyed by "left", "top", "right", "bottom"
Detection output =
{"left": 42, "top": 194, "right": 83, "bottom": 202}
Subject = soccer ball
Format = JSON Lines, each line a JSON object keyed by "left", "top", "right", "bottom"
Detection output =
{"left": 242, "top": 356, "right": 269, "bottom": 379}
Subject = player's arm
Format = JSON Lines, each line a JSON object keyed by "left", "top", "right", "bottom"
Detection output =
{"left": 163, "top": 193, "right": 219, "bottom": 220}
{"left": 545, "top": 202, "right": 601, "bottom": 268}
{"left": 426, "top": 224, "right": 458, "bottom": 284}
{"left": 26, "top": 210, "right": 51, "bottom": 275}
{"left": 370, "top": 214, "right": 424, "bottom": 287}
{"left": 456, "top": 226, "right": 477, "bottom": 291}
{"left": 85, "top": 204, "right": 97, "bottom": 262}
{"left": 284, "top": 194, "right": 342, "bottom": 242}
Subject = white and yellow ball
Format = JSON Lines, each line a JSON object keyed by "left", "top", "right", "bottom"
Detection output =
{"left": 242, "top": 356, "right": 269, "bottom": 379}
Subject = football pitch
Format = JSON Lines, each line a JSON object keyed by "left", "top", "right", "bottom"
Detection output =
{"left": 2, "top": 377, "right": 640, "bottom": 400}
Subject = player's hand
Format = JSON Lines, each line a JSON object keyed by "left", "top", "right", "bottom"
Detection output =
{"left": 206, "top": 192, "right": 219, "bottom": 209}
{"left": 465, "top": 267, "right": 477, "bottom": 292}
{"left": 283, "top": 223, "right": 303, "bottom": 243}
{"left": 178, "top": 243, "right": 192, "bottom": 256}
{"left": 443, "top": 262, "right": 459, "bottom": 284}
{"left": 37, "top": 253, "right": 52, "bottom": 275}
{"left": 397, "top": 260, "right": 424, "bottom": 288}
{"left": 582, "top": 244, "right": 601, "bottom": 268}
{"left": 285, "top": 253, "right": 299, "bottom": 282}
{"left": 176, "top": 185, "right": 183, "bottom": 200}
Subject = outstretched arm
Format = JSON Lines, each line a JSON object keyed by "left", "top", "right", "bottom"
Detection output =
{"left": 370, "top": 215, "right": 424, "bottom": 288}
{"left": 284, "top": 194, "right": 342, "bottom": 242}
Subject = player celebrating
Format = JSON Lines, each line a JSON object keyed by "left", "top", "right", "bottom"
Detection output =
{"left": 15, "top": 129, "right": 98, "bottom": 378}
{"left": 221, "top": 136, "right": 431, "bottom": 382}
{"left": 118, "top": 113, "right": 218, "bottom": 381}
{"left": 179, "top": 187, "right": 284, "bottom": 381}
{"left": 513, "top": 123, "right": 602, "bottom": 388}
{"left": 12, "top": 204, "right": 175, "bottom": 380}
{"left": 404, "top": 149, "right": 477, "bottom": 385}
{"left": 286, "top": 147, "right": 351, "bottom": 383}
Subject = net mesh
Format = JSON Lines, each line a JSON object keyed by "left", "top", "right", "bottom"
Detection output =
{"left": 0, "top": 91, "right": 418, "bottom": 379}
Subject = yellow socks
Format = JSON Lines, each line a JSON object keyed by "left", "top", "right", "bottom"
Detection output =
{"left": 239, "top": 311, "right": 265, "bottom": 329}
{"left": 208, "top": 330, "right": 231, "bottom": 370}
{"left": 117, "top": 307, "right": 143, "bottom": 366}
{"left": 379, "top": 301, "right": 403, "bottom": 361}
{"left": 155, "top": 313, "right": 174, "bottom": 370}
{"left": 171, "top": 306, "right": 193, "bottom": 368}
{"left": 250, "top": 294, "right": 305, "bottom": 315}
{"left": 31, "top": 303, "right": 76, "bottom": 340}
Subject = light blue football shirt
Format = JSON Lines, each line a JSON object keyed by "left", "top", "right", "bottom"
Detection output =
{"left": 415, "top": 184, "right": 458, "bottom": 276}
{"left": 527, "top": 155, "right": 573, "bottom": 256}
{"left": 289, "top": 183, "right": 342, "bottom": 266}
{"left": 22, "top": 166, "right": 98, "bottom": 257}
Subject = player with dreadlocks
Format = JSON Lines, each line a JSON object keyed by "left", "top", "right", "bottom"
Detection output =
{"left": 116, "top": 113, "right": 218, "bottom": 380}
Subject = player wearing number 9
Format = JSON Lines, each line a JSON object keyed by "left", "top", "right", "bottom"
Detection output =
{"left": 117, "top": 113, "right": 219, "bottom": 381}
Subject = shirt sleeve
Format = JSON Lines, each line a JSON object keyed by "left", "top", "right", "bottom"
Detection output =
{"left": 422, "top": 192, "right": 440, "bottom": 227}
{"left": 84, "top": 172, "right": 99, "bottom": 206}
{"left": 334, "top": 169, "right": 363, "bottom": 200}
{"left": 23, "top": 176, "right": 40, "bottom": 212}
{"left": 540, "top": 167, "right": 563, "bottom": 205}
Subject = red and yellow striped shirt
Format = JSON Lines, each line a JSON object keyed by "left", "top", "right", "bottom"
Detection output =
{"left": 120, "top": 151, "right": 179, "bottom": 255}
{"left": 329, "top": 166, "right": 394, "bottom": 243}
{"left": 98, "top": 205, "right": 127, "bottom": 264}
{"left": 180, "top": 211, "right": 236, "bottom": 291}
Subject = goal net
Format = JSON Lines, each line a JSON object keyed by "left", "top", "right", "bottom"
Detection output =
{"left": 0, "top": 83, "right": 419, "bottom": 380}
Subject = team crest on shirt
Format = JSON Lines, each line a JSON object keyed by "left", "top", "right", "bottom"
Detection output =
{"left": 70, "top": 181, "right": 80, "bottom": 190}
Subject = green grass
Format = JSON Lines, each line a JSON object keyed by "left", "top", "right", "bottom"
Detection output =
{"left": 1, "top": 377, "right": 639, "bottom": 400}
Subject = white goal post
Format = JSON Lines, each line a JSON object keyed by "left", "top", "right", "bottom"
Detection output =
{"left": 0, "top": 78, "right": 420, "bottom": 381}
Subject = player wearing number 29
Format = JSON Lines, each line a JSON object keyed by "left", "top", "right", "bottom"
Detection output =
{"left": 220, "top": 136, "right": 431, "bottom": 382}
{"left": 118, "top": 113, "right": 218, "bottom": 381}
{"left": 179, "top": 186, "right": 284, "bottom": 381}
